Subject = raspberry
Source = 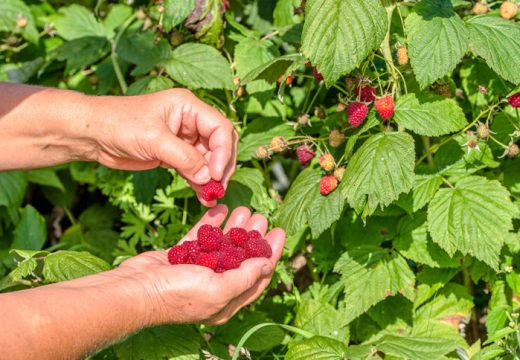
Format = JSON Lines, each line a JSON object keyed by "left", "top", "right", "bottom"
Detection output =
{"left": 319, "top": 153, "right": 335, "bottom": 172}
{"left": 248, "top": 230, "right": 262, "bottom": 241}
{"left": 508, "top": 143, "right": 519, "bottom": 158}
{"left": 245, "top": 238, "right": 272, "bottom": 258}
{"left": 473, "top": 2, "right": 488, "bottom": 14}
{"left": 215, "top": 267, "right": 225, "bottom": 273}
{"left": 508, "top": 93, "right": 520, "bottom": 108}
{"left": 345, "top": 76, "right": 357, "bottom": 92}
{"left": 347, "top": 102, "right": 369, "bottom": 127}
{"left": 228, "top": 227, "right": 249, "bottom": 248}
{"left": 296, "top": 145, "right": 316, "bottom": 166}
{"left": 198, "top": 225, "right": 223, "bottom": 252}
{"left": 236, "top": 86, "right": 245, "bottom": 98}
{"left": 168, "top": 245, "right": 188, "bottom": 264}
{"left": 433, "top": 83, "right": 451, "bottom": 98}
{"left": 314, "top": 107, "right": 326, "bottom": 119}
{"left": 183, "top": 240, "right": 201, "bottom": 263}
{"left": 255, "top": 145, "right": 270, "bottom": 160}
{"left": 16, "top": 16, "right": 28, "bottom": 29}
{"left": 297, "top": 114, "right": 310, "bottom": 126}
{"left": 476, "top": 124, "right": 490, "bottom": 140}
{"left": 196, "top": 252, "right": 219, "bottom": 270}
{"left": 329, "top": 130, "right": 345, "bottom": 148}
{"left": 201, "top": 180, "right": 225, "bottom": 201}
{"left": 355, "top": 85, "right": 376, "bottom": 103}
{"left": 270, "top": 136, "right": 288, "bottom": 153}
{"left": 313, "top": 68, "right": 324, "bottom": 81}
{"left": 320, "top": 175, "right": 338, "bottom": 196}
{"left": 219, "top": 248, "right": 244, "bottom": 270}
{"left": 197, "top": 224, "right": 214, "bottom": 239}
{"left": 374, "top": 96, "right": 395, "bottom": 120}
{"left": 500, "top": 1, "right": 518, "bottom": 19}
{"left": 278, "top": 74, "right": 294, "bottom": 85}
{"left": 334, "top": 166, "right": 345, "bottom": 182}
{"left": 397, "top": 47, "right": 409, "bottom": 66}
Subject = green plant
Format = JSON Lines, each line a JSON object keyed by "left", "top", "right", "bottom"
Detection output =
{"left": 1, "top": 0, "right": 520, "bottom": 358}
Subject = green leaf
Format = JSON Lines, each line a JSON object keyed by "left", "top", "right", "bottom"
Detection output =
{"left": 115, "top": 324, "right": 199, "bottom": 360}
{"left": 274, "top": 0, "right": 302, "bottom": 27}
{"left": 55, "top": 37, "right": 111, "bottom": 72}
{"left": 221, "top": 168, "right": 275, "bottom": 214}
{"left": 410, "top": 174, "right": 443, "bottom": 212}
{"left": 53, "top": 4, "right": 111, "bottom": 40}
{"left": 163, "top": 0, "right": 195, "bottom": 31}
{"left": 395, "top": 213, "right": 460, "bottom": 268}
{"left": 301, "top": 0, "right": 387, "bottom": 86}
{"left": 308, "top": 189, "right": 345, "bottom": 239}
{"left": 126, "top": 76, "right": 174, "bottom": 95}
{"left": 341, "top": 132, "right": 415, "bottom": 217}
{"left": 394, "top": 93, "right": 467, "bottom": 136}
{"left": 0, "top": 171, "right": 27, "bottom": 209}
{"left": 234, "top": 37, "right": 276, "bottom": 95}
{"left": 162, "top": 43, "right": 234, "bottom": 90}
{"left": 12, "top": 205, "right": 47, "bottom": 251}
{"left": 405, "top": 0, "right": 469, "bottom": 88}
{"left": 0, "top": 0, "right": 38, "bottom": 43}
{"left": 295, "top": 299, "right": 349, "bottom": 341}
{"left": 103, "top": 4, "right": 133, "bottom": 33}
{"left": 24, "top": 169, "right": 64, "bottom": 191}
{"left": 286, "top": 336, "right": 348, "bottom": 360}
{"left": 42, "top": 251, "right": 111, "bottom": 283}
{"left": 334, "top": 245, "right": 415, "bottom": 323}
{"left": 376, "top": 335, "right": 458, "bottom": 360}
{"left": 241, "top": 53, "right": 305, "bottom": 85}
{"left": 1, "top": 57, "right": 45, "bottom": 83}
{"left": 427, "top": 176, "right": 517, "bottom": 268}
{"left": 466, "top": 16, "right": 520, "bottom": 84}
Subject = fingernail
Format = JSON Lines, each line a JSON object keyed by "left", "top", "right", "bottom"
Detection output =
{"left": 194, "top": 166, "right": 210, "bottom": 182}
{"left": 261, "top": 264, "right": 272, "bottom": 276}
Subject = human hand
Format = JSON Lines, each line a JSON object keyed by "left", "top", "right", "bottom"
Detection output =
{"left": 116, "top": 205, "right": 285, "bottom": 325}
{"left": 85, "top": 89, "right": 237, "bottom": 206}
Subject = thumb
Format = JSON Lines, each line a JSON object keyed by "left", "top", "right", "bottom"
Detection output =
{"left": 154, "top": 133, "right": 211, "bottom": 184}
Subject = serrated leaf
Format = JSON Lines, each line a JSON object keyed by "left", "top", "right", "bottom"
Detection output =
{"left": 235, "top": 37, "right": 277, "bottom": 96}
{"left": 24, "top": 169, "right": 64, "bottom": 191}
{"left": 162, "top": 43, "right": 233, "bottom": 90}
{"left": 241, "top": 53, "right": 305, "bottom": 84}
{"left": 42, "top": 251, "right": 111, "bottom": 283}
{"left": 395, "top": 213, "right": 460, "bottom": 268}
{"left": 286, "top": 336, "right": 348, "bottom": 360}
{"left": 394, "top": 93, "right": 467, "bottom": 136}
{"left": 53, "top": 4, "right": 111, "bottom": 40}
{"left": 274, "top": 0, "right": 302, "bottom": 27}
{"left": 221, "top": 168, "right": 275, "bottom": 214}
{"left": 466, "top": 16, "right": 520, "bottom": 84}
{"left": 411, "top": 174, "right": 443, "bottom": 211}
{"left": 12, "top": 205, "right": 47, "bottom": 251}
{"left": 376, "top": 335, "right": 458, "bottom": 360}
{"left": 115, "top": 324, "right": 199, "bottom": 360}
{"left": 0, "top": 171, "right": 27, "bottom": 209}
{"left": 163, "top": 0, "right": 195, "bottom": 31}
{"left": 301, "top": 0, "right": 387, "bottom": 86}
{"left": 0, "top": 0, "right": 38, "bottom": 43}
{"left": 406, "top": 0, "right": 469, "bottom": 88}
{"left": 341, "top": 132, "right": 415, "bottom": 217}
{"left": 103, "top": 4, "right": 133, "bottom": 33}
{"left": 126, "top": 76, "right": 174, "bottom": 95}
{"left": 334, "top": 246, "right": 415, "bottom": 323}
{"left": 55, "top": 37, "right": 111, "bottom": 72}
{"left": 427, "top": 176, "right": 517, "bottom": 268}
{"left": 295, "top": 299, "right": 349, "bottom": 341}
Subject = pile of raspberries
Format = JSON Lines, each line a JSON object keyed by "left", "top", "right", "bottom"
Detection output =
{"left": 168, "top": 224, "right": 272, "bottom": 272}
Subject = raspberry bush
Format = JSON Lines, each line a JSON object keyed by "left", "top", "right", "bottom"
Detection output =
{"left": 2, "top": 0, "right": 520, "bottom": 358}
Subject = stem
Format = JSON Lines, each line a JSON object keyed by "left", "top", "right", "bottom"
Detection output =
{"left": 111, "top": 14, "right": 137, "bottom": 94}
{"left": 380, "top": 3, "right": 399, "bottom": 95}
{"left": 422, "top": 137, "right": 434, "bottom": 166}
{"left": 304, "top": 84, "right": 323, "bottom": 114}
{"left": 182, "top": 198, "right": 188, "bottom": 225}
{"left": 462, "top": 268, "right": 479, "bottom": 342}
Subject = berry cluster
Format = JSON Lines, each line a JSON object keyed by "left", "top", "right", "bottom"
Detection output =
{"left": 167, "top": 225, "right": 272, "bottom": 272}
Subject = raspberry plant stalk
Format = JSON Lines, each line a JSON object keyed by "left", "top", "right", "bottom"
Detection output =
{"left": 2, "top": 0, "right": 520, "bottom": 359}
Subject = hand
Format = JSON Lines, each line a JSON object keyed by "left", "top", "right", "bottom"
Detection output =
{"left": 116, "top": 205, "right": 285, "bottom": 325}
{"left": 86, "top": 89, "right": 238, "bottom": 206}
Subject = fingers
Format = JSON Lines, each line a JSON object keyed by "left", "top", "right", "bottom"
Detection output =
{"left": 222, "top": 207, "right": 251, "bottom": 233}
{"left": 156, "top": 133, "right": 211, "bottom": 185}
{"left": 245, "top": 214, "right": 268, "bottom": 237}
{"left": 179, "top": 205, "right": 229, "bottom": 243}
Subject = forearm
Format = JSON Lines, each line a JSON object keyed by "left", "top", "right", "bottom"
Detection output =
{"left": 0, "top": 269, "right": 151, "bottom": 360}
{"left": 0, "top": 83, "right": 96, "bottom": 170}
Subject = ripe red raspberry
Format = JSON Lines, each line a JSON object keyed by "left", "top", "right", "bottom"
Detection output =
{"left": 296, "top": 145, "right": 316, "bottom": 166}
{"left": 319, "top": 153, "right": 335, "bottom": 172}
{"left": 198, "top": 226, "right": 223, "bottom": 252}
{"left": 278, "top": 74, "right": 294, "bottom": 85}
{"left": 248, "top": 230, "right": 262, "bottom": 241}
{"left": 347, "top": 102, "right": 369, "bottom": 128}
{"left": 374, "top": 96, "right": 395, "bottom": 120}
{"left": 228, "top": 227, "right": 249, "bottom": 248}
{"left": 168, "top": 245, "right": 188, "bottom": 264}
{"left": 183, "top": 240, "right": 201, "bottom": 263}
{"left": 508, "top": 93, "right": 520, "bottom": 108}
{"left": 219, "top": 248, "right": 244, "bottom": 270}
{"left": 355, "top": 85, "right": 376, "bottom": 103}
{"left": 320, "top": 175, "right": 338, "bottom": 196}
{"left": 201, "top": 180, "right": 225, "bottom": 201}
{"left": 196, "top": 252, "right": 219, "bottom": 270}
{"left": 245, "top": 238, "right": 272, "bottom": 258}
{"left": 313, "top": 68, "right": 324, "bottom": 81}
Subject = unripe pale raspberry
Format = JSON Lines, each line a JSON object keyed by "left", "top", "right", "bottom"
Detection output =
{"left": 329, "top": 130, "right": 345, "bottom": 148}
{"left": 500, "top": 1, "right": 518, "bottom": 19}
{"left": 255, "top": 145, "right": 270, "bottom": 160}
{"left": 397, "top": 46, "right": 409, "bottom": 66}
{"left": 508, "top": 143, "right": 519, "bottom": 158}
{"left": 476, "top": 124, "right": 490, "bottom": 139}
{"left": 319, "top": 153, "right": 335, "bottom": 172}
{"left": 297, "top": 114, "right": 310, "bottom": 126}
{"left": 473, "top": 2, "right": 489, "bottom": 14}
{"left": 334, "top": 166, "right": 345, "bottom": 182}
{"left": 16, "top": 16, "right": 27, "bottom": 28}
{"left": 270, "top": 136, "right": 288, "bottom": 153}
